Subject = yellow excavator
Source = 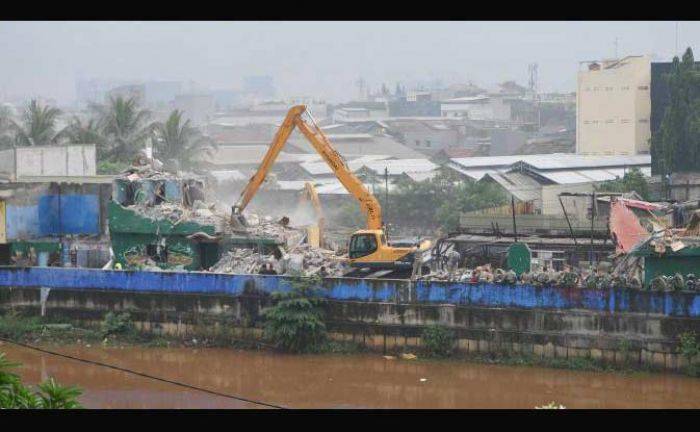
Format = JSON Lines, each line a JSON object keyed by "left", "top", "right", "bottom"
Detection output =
{"left": 299, "top": 181, "right": 325, "bottom": 249}
{"left": 231, "top": 105, "right": 431, "bottom": 274}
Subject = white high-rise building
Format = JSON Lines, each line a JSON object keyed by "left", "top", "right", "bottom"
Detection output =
{"left": 576, "top": 55, "right": 651, "bottom": 155}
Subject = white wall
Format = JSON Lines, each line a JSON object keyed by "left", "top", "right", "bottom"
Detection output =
{"left": 14, "top": 145, "right": 96, "bottom": 178}
{"left": 576, "top": 56, "right": 651, "bottom": 155}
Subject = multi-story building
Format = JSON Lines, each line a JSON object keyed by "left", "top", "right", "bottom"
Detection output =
{"left": 576, "top": 56, "right": 652, "bottom": 155}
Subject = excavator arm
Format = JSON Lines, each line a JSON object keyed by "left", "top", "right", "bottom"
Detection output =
{"left": 232, "top": 105, "right": 383, "bottom": 230}
{"left": 232, "top": 105, "right": 305, "bottom": 217}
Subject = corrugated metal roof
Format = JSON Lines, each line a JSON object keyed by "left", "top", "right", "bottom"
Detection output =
{"left": 535, "top": 171, "right": 597, "bottom": 184}
{"left": 314, "top": 180, "right": 397, "bottom": 195}
{"left": 450, "top": 153, "right": 651, "bottom": 171}
{"left": 289, "top": 135, "right": 424, "bottom": 159}
{"left": 361, "top": 159, "right": 437, "bottom": 176}
{"left": 300, "top": 155, "right": 392, "bottom": 176}
{"left": 484, "top": 172, "right": 542, "bottom": 202}
{"left": 450, "top": 155, "right": 526, "bottom": 169}
{"left": 404, "top": 171, "right": 440, "bottom": 182}
{"left": 534, "top": 167, "right": 652, "bottom": 185}
{"left": 200, "top": 145, "right": 321, "bottom": 166}
{"left": 445, "top": 162, "right": 504, "bottom": 180}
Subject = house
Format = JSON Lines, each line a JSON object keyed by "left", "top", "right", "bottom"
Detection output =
{"left": 288, "top": 133, "right": 424, "bottom": 159}
{"left": 440, "top": 96, "right": 512, "bottom": 121}
{"left": 0, "top": 177, "right": 113, "bottom": 267}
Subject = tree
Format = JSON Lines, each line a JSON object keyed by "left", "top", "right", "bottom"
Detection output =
{"left": 332, "top": 169, "right": 508, "bottom": 232}
{"left": 92, "top": 96, "right": 153, "bottom": 163}
{"left": 152, "top": 110, "right": 216, "bottom": 170}
{"left": 60, "top": 116, "right": 106, "bottom": 148}
{"left": 651, "top": 47, "right": 700, "bottom": 175}
{"left": 597, "top": 167, "right": 650, "bottom": 200}
{"left": 0, "top": 352, "right": 82, "bottom": 409}
{"left": 262, "top": 275, "right": 327, "bottom": 353}
{"left": 10, "top": 100, "right": 64, "bottom": 147}
{"left": 0, "top": 105, "right": 14, "bottom": 149}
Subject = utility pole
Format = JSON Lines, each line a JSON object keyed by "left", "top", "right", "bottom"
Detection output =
{"left": 590, "top": 191, "right": 596, "bottom": 265}
{"left": 511, "top": 195, "right": 518, "bottom": 242}
{"left": 675, "top": 22, "right": 680, "bottom": 56}
{"left": 385, "top": 167, "right": 389, "bottom": 235}
{"left": 558, "top": 195, "right": 578, "bottom": 266}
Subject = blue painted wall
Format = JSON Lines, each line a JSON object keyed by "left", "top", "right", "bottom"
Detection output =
{"left": 5, "top": 205, "right": 41, "bottom": 239}
{"left": 0, "top": 267, "right": 698, "bottom": 317}
{"left": 6, "top": 194, "right": 100, "bottom": 239}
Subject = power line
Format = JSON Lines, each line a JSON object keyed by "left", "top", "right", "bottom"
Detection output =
{"left": 0, "top": 336, "right": 286, "bottom": 410}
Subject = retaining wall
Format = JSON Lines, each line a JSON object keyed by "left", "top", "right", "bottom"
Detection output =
{"left": 1, "top": 267, "right": 699, "bottom": 372}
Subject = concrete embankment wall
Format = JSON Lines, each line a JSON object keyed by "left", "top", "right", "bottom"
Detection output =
{"left": 1, "top": 268, "right": 699, "bottom": 372}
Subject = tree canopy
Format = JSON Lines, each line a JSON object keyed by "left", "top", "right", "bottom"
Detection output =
{"left": 152, "top": 109, "right": 216, "bottom": 171}
{"left": 11, "top": 100, "right": 63, "bottom": 147}
{"left": 335, "top": 169, "right": 508, "bottom": 232}
{"left": 597, "top": 167, "right": 650, "bottom": 200}
{"left": 651, "top": 47, "right": 700, "bottom": 175}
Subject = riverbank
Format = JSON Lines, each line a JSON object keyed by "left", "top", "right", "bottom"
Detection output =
{"left": 1, "top": 311, "right": 696, "bottom": 378}
{"left": 4, "top": 341, "right": 700, "bottom": 409}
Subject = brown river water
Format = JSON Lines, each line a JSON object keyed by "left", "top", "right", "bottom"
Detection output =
{"left": 2, "top": 343, "right": 699, "bottom": 409}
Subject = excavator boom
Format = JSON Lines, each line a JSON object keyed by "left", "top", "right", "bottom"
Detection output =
{"left": 232, "top": 105, "right": 382, "bottom": 230}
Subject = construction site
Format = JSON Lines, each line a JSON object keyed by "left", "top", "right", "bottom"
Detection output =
{"left": 87, "top": 105, "right": 699, "bottom": 292}
{"left": 1, "top": 21, "right": 700, "bottom": 410}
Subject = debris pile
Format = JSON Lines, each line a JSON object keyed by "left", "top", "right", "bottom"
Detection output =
{"left": 210, "top": 249, "right": 277, "bottom": 274}
{"left": 283, "top": 243, "right": 346, "bottom": 277}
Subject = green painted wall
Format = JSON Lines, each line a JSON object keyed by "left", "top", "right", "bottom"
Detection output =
{"left": 632, "top": 242, "right": 700, "bottom": 286}
{"left": 645, "top": 255, "right": 700, "bottom": 284}
{"left": 108, "top": 201, "right": 218, "bottom": 271}
{"left": 10, "top": 240, "right": 62, "bottom": 255}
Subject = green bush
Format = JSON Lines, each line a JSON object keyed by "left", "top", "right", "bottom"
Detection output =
{"left": 101, "top": 312, "right": 135, "bottom": 336}
{"left": 421, "top": 325, "right": 456, "bottom": 357}
{"left": 0, "top": 352, "right": 82, "bottom": 408}
{"left": 678, "top": 331, "right": 699, "bottom": 377}
{"left": 262, "top": 275, "right": 327, "bottom": 353}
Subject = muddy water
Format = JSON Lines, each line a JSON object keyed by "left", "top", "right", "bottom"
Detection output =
{"left": 2, "top": 343, "right": 699, "bottom": 409}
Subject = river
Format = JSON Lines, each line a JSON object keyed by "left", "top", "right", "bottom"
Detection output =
{"left": 2, "top": 343, "right": 699, "bottom": 409}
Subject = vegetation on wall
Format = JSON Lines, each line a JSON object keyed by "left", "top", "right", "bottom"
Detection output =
{"left": 678, "top": 331, "right": 699, "bottom": 377}
{"left": 262, "top": 274, "right": 328, "bottom": 353}
{"left": 651, "top": 47, "right": 700, "bottom": 175}
{"left": 421, "top": 325, "right": 456, "bottom": 357}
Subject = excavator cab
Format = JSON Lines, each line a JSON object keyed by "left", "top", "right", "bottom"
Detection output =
{"left": 348, "top": 229, "right": 422, "bottom": 270}
{"left": 348, "top": 232, "right": 380, "bottom": 259}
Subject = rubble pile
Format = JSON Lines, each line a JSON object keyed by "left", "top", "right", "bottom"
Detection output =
{"left": 210, "top": 249, "right": 277, "bottom": 274}
{"left": 209, "top": 209, "right": 346, "bottom": 277}
{"left": 284, "top": 243, "right": 346, "bottom": 277}
{"left": 241, "top": 213, "right": 306, "bottom": 248}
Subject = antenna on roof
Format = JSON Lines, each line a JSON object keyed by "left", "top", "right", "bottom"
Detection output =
{"left": 675, "top": 22, "right": 679, "bottom": 57}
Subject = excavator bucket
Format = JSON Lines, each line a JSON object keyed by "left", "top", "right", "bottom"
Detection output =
{"left": 230, "top": 207, "right": 248, "bottom": 231}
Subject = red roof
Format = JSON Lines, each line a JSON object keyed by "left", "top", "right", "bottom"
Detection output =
{"left": 609, "top": 199, "right": 651, "bottom": 254}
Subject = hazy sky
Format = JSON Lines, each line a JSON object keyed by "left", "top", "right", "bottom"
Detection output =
{"left": 0, "top": 21, "right": 697, "bottom": 105}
